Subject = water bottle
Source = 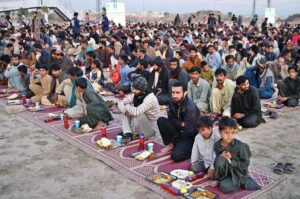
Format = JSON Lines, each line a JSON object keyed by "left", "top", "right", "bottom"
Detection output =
{"left": 139, "top": 132, "right": 145, "bottom": 151}
{"left": 101, "top": 124, "right": 107, "bottom": 138}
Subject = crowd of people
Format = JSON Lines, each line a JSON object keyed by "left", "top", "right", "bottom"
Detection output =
{"left": 1, "top": 10, "right": 300, "bottom": 194}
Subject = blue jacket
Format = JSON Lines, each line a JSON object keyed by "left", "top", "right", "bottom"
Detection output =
{"left": 71, "top": 17, "right": 80, "bottom": 34}
{"left": 102, "top": 16, "right": 109, "bottom": 33}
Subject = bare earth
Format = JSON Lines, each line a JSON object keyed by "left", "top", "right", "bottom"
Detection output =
{"left": 0, "top": 106, "right": 300, "bottom": 199}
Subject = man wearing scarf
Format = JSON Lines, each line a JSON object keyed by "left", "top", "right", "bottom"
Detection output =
{"left": 118, "top": 77, "right": 161, "bottom": 141}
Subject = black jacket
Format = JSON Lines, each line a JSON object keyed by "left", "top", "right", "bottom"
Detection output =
{"left": 148, "top": 66, "right": 169, "bottom": 95}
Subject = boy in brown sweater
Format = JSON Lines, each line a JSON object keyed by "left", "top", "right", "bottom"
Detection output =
{"left": 29, "top": 65, "right": 52, "bottom": 103}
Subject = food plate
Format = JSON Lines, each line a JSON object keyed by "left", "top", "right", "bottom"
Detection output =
{"left": 7, "top": 93, "right": 19, "bottom": 100}
{"left": 170, "top": 169, "right": 192, "bottom": 179}
{"left": 171, "top": 179, "right": 193, "bottom": 190}
{"left": 7, "top": 99, "right": 22, "bottom": 106}
{"left": 146, "top": 172, "right": 177, "bottom": 185}
{"left": 28, "top": 106, "right": 45, "bottom": 112}
{"left": 185, "top": 187, "right": 218, "bottom": 199}
{"left": 99, "top": 91, "right": 114, "bottom": 96}
{"left": 96, "top": 139, "right": 120, "bottom": 149}
{"left": 48, "top": 113, "right": 60, "bottom": 118}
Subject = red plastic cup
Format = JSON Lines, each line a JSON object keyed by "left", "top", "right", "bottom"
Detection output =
{"left": 63, "top": 115, "right": 69, "bottom": 129}
{"left": 22, "top": 95, "right": 26, "bottom": 104}
{"left": 101, "top": 125, "right": 107, "bottom": 138}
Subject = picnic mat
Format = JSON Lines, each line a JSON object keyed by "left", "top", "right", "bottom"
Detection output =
{"left": 261, "top": 97, "right": 300, "bottom": 113}
{"left": 0, "top": 90, "right": 284, "bottom": 199}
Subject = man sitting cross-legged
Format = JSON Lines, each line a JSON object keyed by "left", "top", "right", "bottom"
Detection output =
{"left": 231, "top": 75, "right": 265, "bottom": 128}
{"left": 75, "top": 78, "right": 113, "bottom": 131}
{"left": 118, "top": 77, "right": 161, "bottom": 140}
{"left": 277, "top": 66, "right": 300, "bottom": 107}
{"left": 157, "top": 82, "right": 199, "bottom": 162}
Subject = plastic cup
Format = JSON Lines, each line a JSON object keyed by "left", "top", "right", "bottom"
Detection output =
{"left": 147, "top": 143, "right": 154, "bottom": 152}
{"left": 116, "top": 135, "right": 122, "bottom": 145}
{"left": 35, "top": 102, "right": 40, "bottom": 108}
{"left": 60, "top": 113, "right": 64, "bottom": 120}
{"left": 26, "top": 99, "right": 30, "bottom": 105}
{"left": 75, "top": 120, "right": 80, "bottom": 129}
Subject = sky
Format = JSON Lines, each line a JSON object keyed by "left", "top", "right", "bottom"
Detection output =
{"left": 71, "top": 0, "right": 300, "bottom": 18}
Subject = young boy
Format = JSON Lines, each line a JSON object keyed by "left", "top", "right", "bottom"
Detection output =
{"left": 214, "top": 117, "right": 260, "bottom": 193}
{"left": 29, "top": 65, "right": 52, "bottom": 103}
{"left": 191, "top": 116, "right": 220, "bottom": 179}
{"left": 200, "top": 61, "right": 214, "bottom": 86}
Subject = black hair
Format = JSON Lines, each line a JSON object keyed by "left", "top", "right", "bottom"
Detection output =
{"left": 197, "top": 116, "right": 213, "bottom": 128}
{"left": 39, "top": 65, "right": 49, "bottom": 71}
{"left": 51, "top": 63, "right": 61, "bottom": 71}
{"left": 86, "top": 51, "right": 96, "bottom": 59}
{"left": 250, "top": 45, "right": 259, "bottom": 55}
{"left": 170, "top": 58, "right": 179, "bottom": 65}
{"left": 137, "top": 47, "right": 146, "bottom": 54}
{"left": 172, "top": 81, "right": 187, "bottom": 92}
{"left": 188, "top": 66, "right": 201, "bottom": 74}
{"left": 236, "top": 75, "right": 248, "bottom": 85}
{"left": 175, "top": 51, "right": 183, "bottom": 58}
{"left": 189, "top": 46, "right": 197, "bottom": 53}
{"left": 74, "top": 12, "right": 78, "bottom": 17}
{"left": 215, "top": 68, "right": 227, "bottom": 76}
{"left": 138, "top": 59, "right": 148, "bottom": 68}
{"left": 92, "top": 59, "right": 101, "bottom": 69}
{"left": 34, "top": 43, "right": 42, "bottom": 50}
{"left": 68, "top": 67, "right": 83, "bottom": 77}
{"left": 288, "top": 66, "right": 297, "bottom": 73}
{"left": 119, "top": 54, "right": 128, "bottom": 63}
{"left": 0, "top": 54, "right": 11, "bottom": 64}
{"left": 75, "top": 78, "right": 87, "bottom": 89}
{"left": 163, "top": 39, "right": 169, "bottom": 46}
{"left": 12, "top": 54, "right": 21, "bottom": 59}
{"left": 200, "top": 61, "right": 207, "bottom": 67}
{"left": 225, "top": 55, "right": 235, "bottom": 62}
{"left": 219, "top": 116, "right": 237, "bottom": 131}
{"left": 6, "top": 43, "right": 13, "bottom": 48}
{"left": 18, "top": 65, "right": 28, "bottom": 74}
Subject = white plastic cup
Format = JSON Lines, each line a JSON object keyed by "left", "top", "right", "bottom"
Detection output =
{"left": 147, "top": 143, "right": 154, "bottom": 152}
{"left": 26, "top": 99, "right": 30, "bottom": 105}
{"left": 35, "top": 102, "right": 40, "bottom": 108}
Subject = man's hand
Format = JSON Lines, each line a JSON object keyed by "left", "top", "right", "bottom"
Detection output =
{"left": 33, "top": 69, "right": 39, "bottom": 75}
{"left": 160, "top": 143, "right": 174, "bottom": 153}
{"left": 221, "top": 151, "right": 232, "bottom": 160}
{"left": 51, "top": 93, "right": 59, "bottom": 102}
{"left": 207, "top": 168, "right": 215, "bottom": 179}
{"left": 180, "top": 122, "right": 185, "bottom": 128}
{"left": 242, "top": 57, "right": 248, "bottom": 64}
{"left": 233, "top": 113, "right": 245, "bottom": 119}
{"left": 278, "top": 96, "right": 288, "bottom": 102}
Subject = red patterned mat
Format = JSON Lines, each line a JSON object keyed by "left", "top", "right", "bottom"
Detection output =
{"left": 0, "top": 90, "right": 284, "bottom": 198}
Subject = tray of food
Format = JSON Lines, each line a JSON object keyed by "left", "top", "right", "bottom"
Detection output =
{"left": 171, "top": 179, "right": 193, "bottom": 190}
{"left": 7, "top": 99, "right": 22, "bottom": 106}
{"left": 185, "top": 187, "right": 218, "bottom": 199}
{"left": 146, "top": 172, "right": 177, "bottom": 185}
{"left": 99, "top": 91, "right": 114, "bottom": 96}
{"left": 170, "top": 169, "right": 194, "bottom": 179}
{"left": 96, "top": 137, "right": 120, "bottom": 150}
{"left": 7, "top": 93, "right": 19, "bottom": 100}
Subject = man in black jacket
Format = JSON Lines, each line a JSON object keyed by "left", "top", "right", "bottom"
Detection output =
{"left": 148, "top": 57, "right": 169, "bottom": 105}
{"left": 277, "top": 66, "right": 300, "bottom": 107}
{"left": 157, "top": 82, "right": 199, "bottom": 162}
{"left": 231, "top": 76, "right": 265, "bottom": 128}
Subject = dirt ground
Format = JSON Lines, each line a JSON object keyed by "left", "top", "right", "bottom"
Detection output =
{"left": 0, "top": 105, "right": 300, "bottom": 199}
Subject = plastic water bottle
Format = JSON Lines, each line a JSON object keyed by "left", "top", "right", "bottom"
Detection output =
{"left": 139, "top": 132, "right": 145, "bottom": 151}
{"left": 101, "top": 124, "right": 107, "bottom": 138}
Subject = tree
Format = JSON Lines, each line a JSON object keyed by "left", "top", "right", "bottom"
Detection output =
{"left": 164, "top": 12, "right": 170, "bottom": 17}
{"left": 228, "top": 12, "right": 233, "bottom": 18}
{"left": 41, "top": 6, "right": 49, "bottom": 13}
{"left": 18, "top": 7, "right": 26, "bottom": 15}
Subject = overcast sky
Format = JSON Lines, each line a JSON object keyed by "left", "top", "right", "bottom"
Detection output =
{"left": 71, "top": 0, "right": 299, "bottom": 18}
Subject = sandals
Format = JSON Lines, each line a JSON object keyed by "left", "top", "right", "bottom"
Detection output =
{"left": 273, "top": 162, "right": 295, "bottom": 175}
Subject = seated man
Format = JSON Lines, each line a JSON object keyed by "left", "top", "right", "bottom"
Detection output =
{"left": 245, "top": 57, "right": 275, "bottom": 99}
{"left": 269, "top": 57, "right": 288, "bottom": 83}
{"left": 191, "top": 116, "right": 220, "bottom": 178}
{"left": 210, "top": 68, "right": 235, "bottom": 117}
{"left": 214, "top": 117, "right": 261, "bottom": 193}
{"left": 187, "top": 66, "right": 211, "bottom": 113}
{"left": 118, "top": 77, "right": 161, "bottom": 140}
{"left": 4, "top": 54, "right": 26, "bottom": 92}
{"left": 29, "top": 65, "right": 52, "bottom": 103}
{"left": 169, "top": 58, "right": 189, "bottom": 92}
{"left": 75, "top": 78, "right": 113, "bottom": 130}
{"left": 231, "top": 76, "right": 265, "bottom": 128}
{"left": 17, "top": 65, "right": 31, "bottom": 94}
{"left": 148, "top": 57, "right": 170, "bottom": 105}
{"left": 157, "top": 82, "right": 199, "bottom": 162}
{"left": 223, "top": 55, "right": 239, "bottom": 81}
{"left": 45, "top": 63, "right": 69, "bottom": 104}
{"left": 182, "top": 46, "right": 202, "bottom": 72}
{"left": 277, "top": 66, "right": 300, "bottom": 107}
{"left": 127, "top": 59, "right": 150, "bottom": 81}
